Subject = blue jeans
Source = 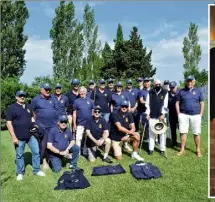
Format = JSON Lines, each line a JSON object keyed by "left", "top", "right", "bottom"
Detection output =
{"left": 50, "top": 145, "right": 80, "bottom": 173}
{"left": 15, "top": 136, "right": 41, "bottom": 175}
{"left": 102, "top": 113, "right": 110, "bottom": 123}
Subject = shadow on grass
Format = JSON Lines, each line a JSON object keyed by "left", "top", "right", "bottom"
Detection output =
{"left": 1, "top": 171, "right": 11, "bottom": 185}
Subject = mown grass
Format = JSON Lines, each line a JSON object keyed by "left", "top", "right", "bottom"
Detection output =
{"left": 1, "top": 123, "right": 211, "bottom": 202}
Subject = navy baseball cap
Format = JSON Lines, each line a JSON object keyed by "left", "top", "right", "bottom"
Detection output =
{"left": 16, "top": 90, "right": 26, "bottom": 97}
{"left": 88, "top": 79, "right": 95, "bottom": 85}
{"left": 144, "top": 77, "right": 151, "bottom": 82}
{"left": 40, "top": 83, "right": 51, "bottom": 90}
{"left": 58, "top": 115, "right": 68, "bottom": 122}
{"left": 71, "top": 78, "right": 80, "bottom": 85}
{"left": 108, "top": 78, "right": 114, "bottom": 83}
{"left": 120, "top": 100, "right": 129, "bottom": 107}
{"left": 186, "top": 75, "right": 195, "bottom": 81}
{"left": 99, "top": 79, "right": 106, "bottom": 84}
{"left": 164, "top": 80, "right": 169, "bottom": 85}
{"left": 94, "top": 105, "right": 102, "bottom": 111}
{"left": 126, "top": 79, "right": 133, "bottom": 84}
{"left": 169, "top": 81, "right": 177, "bottom": 88}
{"left": 115, "top": 81, "right": 123, "bottom": 87}
{"left": 55, "top": 83, "right": 62, "bottom": 89}
{"left": 137, "top": 77, "right": 143, "bottom": 82}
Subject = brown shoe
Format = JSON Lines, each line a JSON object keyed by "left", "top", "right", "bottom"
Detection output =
{"left": 176, "top": 151, "right": 185, "bottom": 156}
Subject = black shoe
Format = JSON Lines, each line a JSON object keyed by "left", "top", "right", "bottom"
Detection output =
{"left": 148, "top": 150, "right": 153, "bottom": 155}
{"left": 103, "top": 157, "right": 113, "bottom": 163}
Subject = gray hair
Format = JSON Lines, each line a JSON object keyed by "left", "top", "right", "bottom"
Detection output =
{"left": 79, "top": 86, "right": 87, "bottom": 93}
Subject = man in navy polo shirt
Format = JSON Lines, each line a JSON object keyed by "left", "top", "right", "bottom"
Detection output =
{"left": 51, "top": 83, "right": 69, "bottom": 117}
{"left": 65, "top": 78, "right": 80, "bottom": 130}
{"left": 6, "top": 90, "right": 45, "bottom": 181}
{"left": 86, "top": 106, "right": 113, "bottom": 163}
{"left": 168, "top": 81, "right": 179, "bottom": 147}
{"left": 47, "top": 115, "right": 80, "bottom": 172}
{"left": 73, "top": 86, "right": 95, "bottom": 154}
{"left": 107, "top": 78, "right": 115, "bottom": 94}
{"left": 176, "top": 76, "right": 204, "bottom": 157}
{"left": 110, "top": 100, "right": 144, "bottom": 161}
{"left": 91, "top": 79, "right": 112, "bottom": 122}
{"left": 87, "top": 79, "right": 96, "bottom": 98}
{"left": 143, "top": 77, "right": 151, "bottom": 91}
{"left": 31, "top": 83, "right": 58, "bottom": 169}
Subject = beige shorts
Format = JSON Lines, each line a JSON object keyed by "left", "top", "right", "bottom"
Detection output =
{"left": 178, "top": 113, "right": 202, "bottom": 135}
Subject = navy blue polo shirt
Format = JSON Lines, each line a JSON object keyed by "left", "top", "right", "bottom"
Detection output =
{"left": 124, "top": 88, "right": 139, "bottom": 108}
{"left": 110, "top": 111, "right": 134, "bottom": 141}
{"left": 6, "top": 103, "right": 33, "bottom": 140}
{"left": 48, "top": 126, "right": 74, "bottom": 157}
{"left": 107, "top": 88, "right": 115, "bottom": 94}
{"left": 176, "top": 87, "right": 204, "bottom": 115}
{"left": 51, "top": 94, "right": 69, "bottom": 117}
{"left": 31, "top": 94, "right": 57, "bottom": 129}
{"left": 168, "top": 90, "right": 179, "bottom": 118}
{"left": 111, "top": 92, "right": 130, "bottom": 112}
{"left": 86, "top": 117, "right": 108, "bottom": 147}
{"left": 86, "top": 90, "right": 93, "bottom": 99}
{"left": 90, "top": 88, "right": 112, "bottom": 113}
{"left": 137, "top": 89, "right": 149, "bottom": 113}
{"left": 73, "top": 97, "right": 94, "bottom": 126}
{"left": 65, "top": 90, "right": 79, "bottom": 115}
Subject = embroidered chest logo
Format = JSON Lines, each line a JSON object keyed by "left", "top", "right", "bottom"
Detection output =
{"left": 104, "top": 94, "right": 107, "bottom": 97}
{"left": 121, "top": 95, "right": 124, "bottom": 98}
{"left": 50, "top": 100, "right": 52, "bottom": 104}
{"left": 64, "top": 134, "right": 67, "bottom": 138}
{"left": 99, "top": 124, "right": 102, "bottom": 128}
{"left": 125, "top": 118, "right": 128, "bottom": 123}
{"left": 132, "top": 92, "right": 134, "bottom": 96}
{"left": 26, "top": 109, "right": 30, "bottom": 113}
{"left": 193, "top": 91, "right": 196, "bottom": 95}
{"left": 160, "top": 96, "right": 164, "bottom": 100}
{"left": 61, "top": 100, "right": 64, "bottom": 103}
{"left": 87, "top": 101, "right": 90, "bottom": 105}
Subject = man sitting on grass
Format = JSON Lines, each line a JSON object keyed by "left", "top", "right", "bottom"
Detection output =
{"left": 110, "top": 100, "right": 144, "bottom": 161}
{"left": 86, "top": 105, "right": 113, "bottom": 163}
{"left": 47, "top": 115, "right": 80, "bottom": 172}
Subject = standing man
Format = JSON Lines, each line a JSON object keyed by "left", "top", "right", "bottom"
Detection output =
{"left": 87, "top": 79, "right": 95, "bottom": 98}
{"left": 65, "top": 79, "right": 80, "bottom": 130}
{"left": 176, "top": 76, "right": 204, "bottom": 157}
{"left": 47, "top": 115, "right": 80, "bottom": 172}
{"left": 148, "top": 79, "right": 168, "bottom": 156}
{"left": 107, "top": 78, "right": 115, "bottom": 94}
{"left": 6, "top": 90, "right": 45, "bottom": 180}
{"left": 168, "top": 81, "right": 179, "bottom": 147}
{"left": 86, "top": 106, "right": 113, "bottom": 163}
{"left": 163, "top": 80, "right": 170, "bottom": 91}
{"left": 73, "top": 86, "right": 95, "bottom": 154}
{"left": 51, "top": 83, "right": 69, "bottom": 117}
{"left": 110, "top": 100, "right": 144, "bottom": 161}
{"left": 31, "top": 83, "right": 58, "bottom": 169}
{"left": 91, "top": 79, "right": 112, "bottom": 122}
{"left": 143, "top": 78, "right": 151, "bottom": 91}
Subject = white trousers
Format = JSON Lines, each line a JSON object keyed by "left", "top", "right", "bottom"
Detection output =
{"left": 75, "top": 125, "right": 86, "bottom": 154}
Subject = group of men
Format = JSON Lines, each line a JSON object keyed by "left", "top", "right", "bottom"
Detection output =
{"left": 6, "top": 75, "right": 204, "bottom": 181}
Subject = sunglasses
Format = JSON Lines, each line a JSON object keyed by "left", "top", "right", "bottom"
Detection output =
{"left": 18, "top": 95, "right": 26, "bottom": 98}
{"left": 121, "top": 106, "right": 128, "bottom": 109}
{"left": 60, "top": 121, "right": 68, "bottom": 124}
{"left": 94, "top": 110, "right": 101, "bottom": 114}
{"left": 45, "top": 89, "right": 51, "bottom": 92}
{"left": 55, "top": 87, "right": 61, "bottom": 90}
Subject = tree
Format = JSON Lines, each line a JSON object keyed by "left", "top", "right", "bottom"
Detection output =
{"left": 50, "top": 1, "right": 83, "bottom": 81}
{"left": 182, "top": 23, "right": 208, "bottom": 86}
{"left": 1, "top": 1, "right": 29, "bottom": 78}
{"left": 81, "top": 4, "right": 102, "bottom": 80}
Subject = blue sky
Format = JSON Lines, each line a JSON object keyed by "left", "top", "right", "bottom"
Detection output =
{"left": 21, "top": 1, "right": 211, "bottom": 84}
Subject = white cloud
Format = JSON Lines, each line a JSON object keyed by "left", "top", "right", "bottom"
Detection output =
{"left": 98, "top": 31, "right": 115, "bottom": 49}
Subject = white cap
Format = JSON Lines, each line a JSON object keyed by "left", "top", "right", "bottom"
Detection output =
{"left": 154, "top": 79, "right": 161, "bottom": 85}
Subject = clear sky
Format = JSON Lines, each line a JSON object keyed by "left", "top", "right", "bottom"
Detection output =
{"left": 20, "top": 1, "right": 212, "bottom": 84}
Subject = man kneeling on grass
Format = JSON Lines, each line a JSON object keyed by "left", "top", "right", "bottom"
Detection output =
{"left": 86, "top": 105, "right": 113, "bottom": 163}
{"left": 110, "top": 100, "right": 144, "bottom": 161}
{"left": 47, "top": 115, "right": 80, "bottom": 172}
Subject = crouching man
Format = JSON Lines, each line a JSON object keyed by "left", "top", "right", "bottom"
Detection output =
{"left": 86, "top": 106, "right": 113, "bottom": 163}
{"left": 47, "top": 115, "right": 80, "bottom": 172}
{"left": 110, "top": 100, "right": 144, "bottom": 161}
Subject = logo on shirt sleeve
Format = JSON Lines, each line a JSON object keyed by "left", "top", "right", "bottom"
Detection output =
{"left": 99, "top": 124, "right": 102, "bottom": 128}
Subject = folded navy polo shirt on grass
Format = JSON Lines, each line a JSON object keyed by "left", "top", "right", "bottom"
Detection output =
{"left": 110, "top": 111, "right": 134, "bottom": 141}
{"left": 51, "top": 94, "right": 69, "bottom": 117}
{"left": 6, "top": 103, "right": 33, "bottom": 140}
{"left": 73, "top": 97, "right": 94, "bottom": 127}
{"left": 176, "top": 87, "right": 204, "bottom": 115}
{"left": 111, "top": 92, "right": 130, "bottom": 112}
{"left": 124, "top": 88, "right": 139, "bottom": 108}
{"left": 48, "top": 126, "right": 74, "bottom": 157}
{"left": 90, "top": 88, "right": 112, "bottom": 113}
{"left": 86, "top": 117, "right": 109, "bottom": 147}
{"left": 31, "top": 94, "right": 57, "bottom": 128}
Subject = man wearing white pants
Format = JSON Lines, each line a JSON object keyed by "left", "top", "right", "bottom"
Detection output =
{"left": 175, "top": 75, "right": 204, "bottom": 157}
{"left": 148, "top": 79, "right": 168, "bottom": 156}
{"left": 73, "top": 86, "right": 94, "bottom": 155}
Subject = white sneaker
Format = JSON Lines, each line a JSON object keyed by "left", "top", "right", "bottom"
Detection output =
{"left": 36, "top": 171, "right": 46, "bottom": 177}
{"left": 123, "top": 143, "right": 133, "bottom": 152}
{"left": 16, "top": 174, "right": 23, "bottom": 181}
{"left": 132, "top": 153, "right": 144, "bottom": 161}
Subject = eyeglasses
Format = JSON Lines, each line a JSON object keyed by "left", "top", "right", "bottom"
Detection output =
{"left": 121, "top": 106, "right": 128, "bottom": 109}
{"left": 94, "top": 110, "right": 101, "bottom": 114}
{"left": 60, "top": 121, "right": 68, "bottom": 124}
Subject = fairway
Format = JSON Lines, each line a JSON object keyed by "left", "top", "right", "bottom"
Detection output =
{"left": 1, "top": 124, "right": 210, "bottom": 202}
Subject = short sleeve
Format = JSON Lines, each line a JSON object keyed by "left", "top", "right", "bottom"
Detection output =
{"left": 112, "top": 112, "right": 120, "bottom": 124}
{"left": 6, "top": 105, "right": 13, "bottom": 121}
{"left": 90, "top": 90, "right": 95, "bottom": 101}
{"left": 85, "top": 119, "right": 91, "bottom": 130}
{"left": 68, "top": 130, "right": 74, "bottom": 141}
{"left": 31, "top": 97, "right": 37, "bottom": 111}
{"left": 102, "top": 119, "right": 109, "bottom": 130}
{"left": 199, "top": 90, "right": 204, "bottom": 102}
{"left": 128, "top": 113, "right": 134, "bottom": 124}
{"left": 73, "top": 100, "right": 78, "bottom": 111}
{"left": 47, "top": 128, "right": 55, "bottom": 143}
{"left": 175, "top": 90, "right": 181, "bottom": 101}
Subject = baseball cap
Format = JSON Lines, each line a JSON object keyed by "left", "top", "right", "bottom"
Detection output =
{"left": 88, "top": 80, "right": 95, "bottom": 85}
{"left": 107, "top": 78, "right": 114, "bottom": 83}
{"left": 186, "top": 75, "right": 195, "bottom": 81}
{"left": 40, "top": 83, "right": 51, "bottom": 90}
{"left": 58, "top": 115, "right": 68, "bottom": 122}
{"left": 99, "top": 79, "right": 106, "bottom": 84}
{"left": 55, "top": 83, "right": 62, "bottom": 89}
{"left": 164, "top": 80, "right": 169, "bottom": 85}
{"left": 169, "top": 81, "right": 177, "bottom": 88}
{"left": 71, "top": 78, "right": 80, "bottom": 85}
{"left": 144, "top": 77, "right": 151, "bottom": 82}
{"left": 137, "top": 77, "right": 143, "bottom": 82}
{"left": 115, "top": 81, "right": 123, "bottom": 87}
{"left": 16, "top": 90, "right": 26, "bottom": 97}
{"left": 94, "top": 105, "right": 102, "bottom": 111}
{"left": 126, "top": 79, "right": 133, "bottom": 84}
{"left": 154, "top": 79, "right": 161, "bottom": 85}
{"left": 120, "top": 100, "right": 129, "bottom": 107}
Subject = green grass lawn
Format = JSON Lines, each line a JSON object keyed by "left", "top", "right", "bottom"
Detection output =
{"left": 1, "top": 124, "right": 211, "bottom": 202}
